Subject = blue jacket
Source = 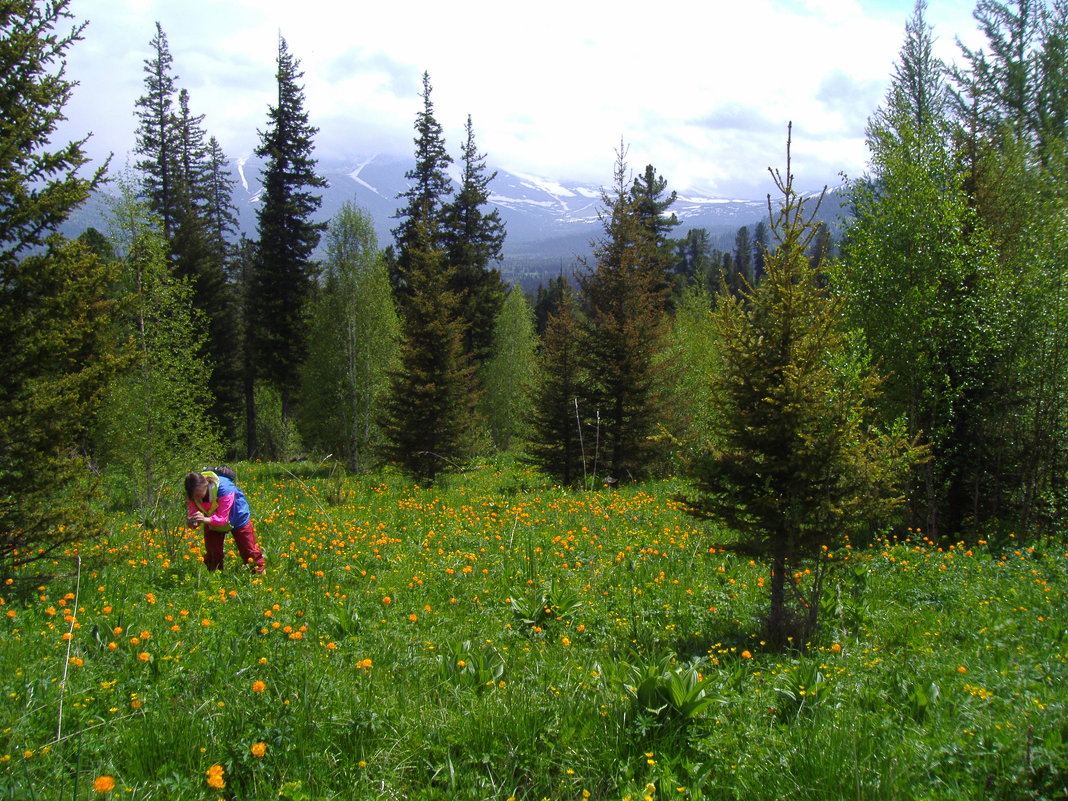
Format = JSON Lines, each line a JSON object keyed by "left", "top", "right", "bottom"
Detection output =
{"left": 217, "top": 475, "right": 252, "bottom": 529}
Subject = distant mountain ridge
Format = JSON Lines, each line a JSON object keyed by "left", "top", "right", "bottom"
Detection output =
{"left": 64, "top": 154, "right": 848, "bottom": 286}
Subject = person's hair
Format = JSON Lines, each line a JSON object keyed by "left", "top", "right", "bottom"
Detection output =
{"left": 184, "top": 471, "right": 209, "bottom": 500}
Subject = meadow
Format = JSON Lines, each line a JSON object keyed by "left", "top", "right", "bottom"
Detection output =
{"left": 2, "top": 459, "right": 1066, "bottom": 801}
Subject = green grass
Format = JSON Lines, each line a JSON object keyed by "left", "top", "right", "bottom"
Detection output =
{"left": 2, "top": 458, "right": 1067, "bottom": 800}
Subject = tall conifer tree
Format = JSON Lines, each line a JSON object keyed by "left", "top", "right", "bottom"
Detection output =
{"left": 133, "top": 22, "right": 180, "bottom": 240}
{"left": 686, "top": 130, "right": 921, "bottom": 646}
{"left": 442, "top": 115, "right": 507, "bottom": 369}
{"left": 0, "top": 0, "right": 117, "bottom": 574}
{"left": 577, "top": 150, "right": 675, "bottom": 481}
{"left": 526, "top": 284, "right": 586, "bottom": 485}
{"left": 250, "top": 36, "right": 326, "bottom": 421}
{"left": 391, "top": 72, "right": 452, "bottom": 302}
{"left": 379, "top": 218, "right": 474, "bottom": 480}
{"left": 382, "top": 74, "right": 478, "bottom": 478}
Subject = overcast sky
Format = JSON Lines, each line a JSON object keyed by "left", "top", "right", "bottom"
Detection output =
{"left": 58, "top": 0, "right": 985, "bottom": 199}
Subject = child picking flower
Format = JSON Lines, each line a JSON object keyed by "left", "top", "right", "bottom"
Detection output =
{"left": 185, "top": 468, "right": 265, "bottom": 573}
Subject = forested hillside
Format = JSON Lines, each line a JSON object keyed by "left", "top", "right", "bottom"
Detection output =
{"left": 5, "top": 0, "right": 1068, "bottom": 580}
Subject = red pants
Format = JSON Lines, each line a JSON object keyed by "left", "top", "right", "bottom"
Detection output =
{"left": 203, "top": 521, "right": 265, "bottom": 572}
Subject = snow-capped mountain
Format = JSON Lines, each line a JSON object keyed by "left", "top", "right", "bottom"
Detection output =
{"left": 65, "top": 153, "right": 845, "bottom": 286}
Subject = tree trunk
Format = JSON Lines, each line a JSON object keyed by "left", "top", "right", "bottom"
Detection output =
{"left": 244, "top": 371, "right": 257, "bottom": 459}
{"left": 768, "top": 549, "right": 788, "bottom": 649}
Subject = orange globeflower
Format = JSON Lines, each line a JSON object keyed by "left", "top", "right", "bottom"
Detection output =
{"left": 741, "top": 650, "right": 753, "bottom": 659}
{"left": 92, "top": 775, "right": 116, "bottom": 793}
{"left": 137, "top": 652, "right": 150, "bottom": 662}
{"left": 382, "top": 596, "right": 391, "bottom": 605}
{"left": 250, "top": 742, "right": 267, "bottom": 757}
{"left": 251, "top": 680, "right": 266, "bottom": 693}
{"left": 206, "top": 764, "right": 225, "bottom": 789}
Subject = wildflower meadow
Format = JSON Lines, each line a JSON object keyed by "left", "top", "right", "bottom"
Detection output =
{"left": 2, "top": 459, "right": 1067, "bottom": 800}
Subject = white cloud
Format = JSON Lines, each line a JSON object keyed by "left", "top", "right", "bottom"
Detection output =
{"left": 58, "top": 0, "right": 981, "bottom": 198}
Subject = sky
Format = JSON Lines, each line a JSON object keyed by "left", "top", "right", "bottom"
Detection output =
{"left": 58, "top": 0, "right": 986, "bottom": 200}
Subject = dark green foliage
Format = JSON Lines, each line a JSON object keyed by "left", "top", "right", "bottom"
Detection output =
{"left": 733, "top": 225, "right": 753, "bottom": 288}
{"left": 533, "top": 274, "right": 570, "bottom": 338}
{"left": 250, "top": 36, "right": 327, "bottom": 420}
{"left": 379, "top": 219, "right": 475, "bottom": 481}
{"left": 0, "top": 0, "right": 105, "bottom": 263}
{"left": 525, "top": 284, "right": 586, "bottom": 485}
{"left": 133, "top": 22, "right": 180, "bottom": 240}
{"left": 384, "top": 75, "right": 502, "bottom": 474}
{"left": 577, "top": 152, "right": 675, "bottom": 481}
{"left": 391, "top": 72, "right": 452, "bottom": 302}
{"left": 674, "top": 227, "right": 715, "bottom": 290}
{"left": 685, "top": 133, "right": 921, "bottom": 646}
{"left": 133, "top": 27, "right": 242, "bottom": 442}
{"left": 630, "top": 164, "right": 679, "bottom": 269}
{"left": 752, "top": 220, "right": 769, "bottom": 283}
{"left": 442, "top": 115, "right": 507, "bottom": 370}
{"left": 0, "top": 239, "right": 119, "bottom": 574}
{"left": 945, "top": 0, "right": 1068, "bottom": 535}
{"left": 0, "top": 0, "right": 115, "bottom": 575}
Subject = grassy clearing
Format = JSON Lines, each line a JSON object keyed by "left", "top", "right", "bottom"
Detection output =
{"left": 2, "top": 458, "right": 1067, "bottom": 800}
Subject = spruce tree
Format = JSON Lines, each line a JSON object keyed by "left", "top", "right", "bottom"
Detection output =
{"left": 172, "top": 88, "right": 241, "bottom": 441}
{"left": 577, "top": 150, "right": 675, "bottom": 481}
{"left": 752, "top": 220, "right": 769, "bottom": 283}
{"left": 734, "top": 225, "right": 754, "bottom": 287}
{"left": 533, "top": 273, "right": 570, "bottom": 337}
{"left": 675, "top": 227, "right": 714, "bottom": 290}
{"left": 685, "top": 130, "right": 921, "bottom": 646}
{"left": 250, "top": 36, "right": 327, "bottom": 422}
{"left": 441, "top": 115, "right": 507, "bottom": 369}
{"left": 0, "top": 0, "right": 117, "bottom": 574}
{"left": 133, "top": 22, "right": 180, "bottom": 239}
{"left": 391, "top": 72, "right": 452, "bottom": 302}
{"left": 204, "top": 136, "right": 239, "bottom": 254}
{"left": 628, "top": 163, "right": 679, "bottom": 305}
{"left": 379, "top": 217, "right": 474, "bottom": 481}
{"left": 526, "top": 284, "right": 586, "bottom": 485}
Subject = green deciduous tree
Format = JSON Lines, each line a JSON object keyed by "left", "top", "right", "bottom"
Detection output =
{"left": 685, "top": 132, "right": 922, "bottom": 647}
{"left": 301, "top": 203, "right": 399, "bottom": 470}
{"left": 666, "top": 287, "right": 720, "bottom": 451}
{"left": 838, "top": 1, "right": 1013, "bottom": 538}
{"left": 98, "top": 183, "right": 220, "bottom": 513}
{"left": 480, "top": 287, "right": 536, "bottom": 452}
{"left": 0, "top": 0, "right": 116, "bottom": 575}
{"left": 250, "top": 36, "right": 327, "bottom": 425}
{"left": 948, "top": 0, "right": 1068, "bottom": 534}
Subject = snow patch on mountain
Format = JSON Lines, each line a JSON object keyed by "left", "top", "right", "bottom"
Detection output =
{"left": 235, "top": 156, "right": 250, "bottom": 192}
{"left": 347, "top": 155, "right": 386, "bottom": 197}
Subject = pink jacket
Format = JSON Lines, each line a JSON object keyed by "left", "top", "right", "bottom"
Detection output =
{"left": 187, "top": 492, "right": 234, "bottom": 530}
